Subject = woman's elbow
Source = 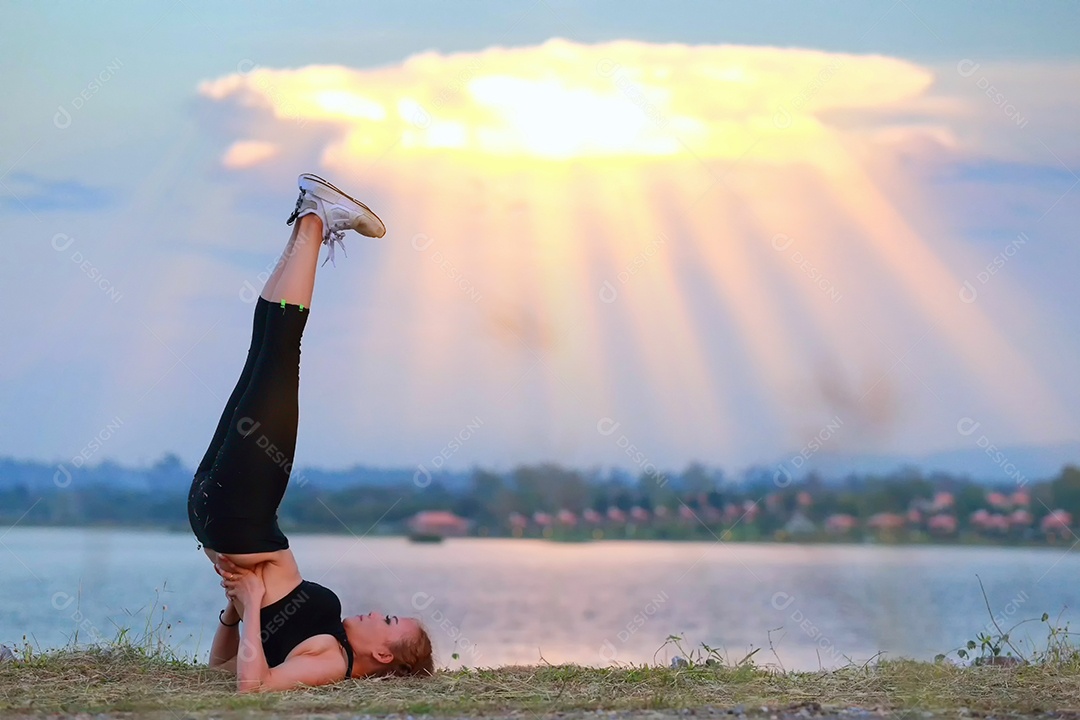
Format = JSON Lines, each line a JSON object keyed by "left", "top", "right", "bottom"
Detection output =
{"left": 236, "top": 675, "right": 268, "bottom": 693}
{"left": 210, "top": 657, "right": 238, "bottom": 674}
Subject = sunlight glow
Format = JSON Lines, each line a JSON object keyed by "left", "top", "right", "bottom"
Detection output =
{"left": 197, "top": 40, "right": 1078, "bottom": 459}
{"left": 198, "top": 39, "right": 934, "bottom": 165}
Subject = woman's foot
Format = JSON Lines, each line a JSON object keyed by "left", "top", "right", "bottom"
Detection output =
{"left": 286, "top": 173, "right": 386, "bottom": 266}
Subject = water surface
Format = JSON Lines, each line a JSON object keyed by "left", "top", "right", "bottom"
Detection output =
{"left": 1, "top": 528, "right": 1074, "bottom": 669}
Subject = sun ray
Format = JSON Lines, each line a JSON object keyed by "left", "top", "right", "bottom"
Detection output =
{"left": 399, "top": 161, "right": 498, "bottom": 439}
{"left": 821, "top": 156, "right": 1077, "bottom": 436}
{"left": 583, "top": 161, "right": 733, "bottom": 458}
{"left": 641, "top": 165, "right": 738, "bottom": 456}
{"left": 525, "top": 163, "right": 624, "bottom": 452}
{"left": 198, "top": 39, "right": 1080, "bottom": 464}
{"left": 670, "top": 163, "right": 807, "bottom": 444}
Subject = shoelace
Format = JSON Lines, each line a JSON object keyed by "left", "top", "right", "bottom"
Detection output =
{"left": 285, "top": 189, "right": 307, "bottom": 226}
{"left": 286, "top": 188, "right": 349, "bottom": 267}
{"left": 322, "top": 229, "right": 348, "bottom": 267}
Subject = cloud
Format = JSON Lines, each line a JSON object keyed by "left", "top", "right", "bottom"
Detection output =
{"left": 197, "top": 41, "right": 1080, "bottom": 175}
{"left": 185, "top": 40, "right": 1080, "bottom": 468}
{"left": 198, "top": 40, "right": 945, "bottom": 167}
{"left": 3, "top": 40, "right": 1078, "bottom": 474}
{"left": 0, "top": 172, "right": 110, "bottom": 213}
{"left": 221, "top": 140, "right": 279, "bottom": 169}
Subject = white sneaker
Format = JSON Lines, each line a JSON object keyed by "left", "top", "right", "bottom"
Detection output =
{"left": 286, "top": 173, "right": 387, "bottom": 266}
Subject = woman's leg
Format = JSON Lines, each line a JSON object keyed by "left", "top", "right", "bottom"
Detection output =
{"left": 195, "top": 300, "right": 271, "bottom": 475}
{"left": 263, "top": 215, "right": 323, "bottom": 307}
{"left": 193, "top": 215, "right": 323, "bottom": 475}
{"left": 193, "top": 215, "right": 325, "bottom": 553}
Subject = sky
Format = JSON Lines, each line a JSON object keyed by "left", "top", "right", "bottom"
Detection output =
{"left": 1, "top": 0, "right": 1079, "bottom": 478}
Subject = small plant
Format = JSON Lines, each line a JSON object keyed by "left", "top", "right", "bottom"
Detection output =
{"left": 937, "top": 578, "right": 1080, "bottom": 667}
{"left": 1027, "top": 611, "right": 1080, "bottom": 666}
{"left": 5, "top": 584, "right": 201, "bottom": 668}
{"left": 656, "top": 634, "right": 759, "bottom": 669}
{"left": 940, "top": 632, "right": 1016, "bottom": 665}
{"left": 111, "top": 583, "right": 195, "bottom": 665}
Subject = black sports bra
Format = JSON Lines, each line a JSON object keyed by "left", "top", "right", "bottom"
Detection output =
{"left": 258, "top": 580, "right": 353, "bottom": 679}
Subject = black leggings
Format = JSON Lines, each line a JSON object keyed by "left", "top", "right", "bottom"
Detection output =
{"left": 187, "top": 297, "right": 309, "bottom": 554}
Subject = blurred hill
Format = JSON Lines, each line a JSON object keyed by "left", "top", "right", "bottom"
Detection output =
{"left": 0, "top": 454, "right": 475, "bottom": 493}
{"left": 2, "top": 440, "right": 1077, "bottom": 493}
{"left": 782, "top": 442, "right": 1080, "bottom": 484}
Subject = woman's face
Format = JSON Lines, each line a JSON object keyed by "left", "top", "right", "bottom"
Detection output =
{"left": 345, "top": 611, "right": 421, "bottom": 652}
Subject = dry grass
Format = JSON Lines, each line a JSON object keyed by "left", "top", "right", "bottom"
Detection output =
{"left": 3, "top": 645, "right": 1080, "bottom": 718}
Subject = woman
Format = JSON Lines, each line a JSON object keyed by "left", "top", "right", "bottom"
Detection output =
{"left": 187, "top": 173, "right": 433, "bottom": 692}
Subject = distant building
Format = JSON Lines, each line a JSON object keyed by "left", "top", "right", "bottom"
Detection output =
{"left": 825, "top": 513, "right": 857, "bottom": 534}
{"left": 582, "top": 508, "right": 603, "bottom": 524}
{"left": 784, "top": 510, "right": 817, "bottom": 536}
{"left": 931, "top": 492, "right": 955, "bottom": 511}
{"left": 970, "top": 509, "right": 1010, "bottom": 533}
{"left": 867, "top": 512, "right": 906, "bottom": 531}
{"left": 927, "top": 513, "right": 957, "bottom": 535}
{"left": 607, "top": 507, "right": 627, "bottom": 523}
{"left": 1009, "top": 509, "right": 1033, "bottom": 527}
{"left": 1041, "top": 509, "right": 1073, "bottom": 540}
{"left": 742, "top": 500, "right": 760, "bottom": 523}
{"left": 408, "top": 510, "right": 471, "bottom": 537}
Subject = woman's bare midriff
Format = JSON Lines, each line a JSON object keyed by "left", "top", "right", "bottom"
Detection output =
{"left": 203, "top": 546, "right": 304, "bottom": 606}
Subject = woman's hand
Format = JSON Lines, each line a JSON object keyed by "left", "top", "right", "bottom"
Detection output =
{"left": 216, "top": 555, "right": 265, "bottom": 610}
{"left": 220, "top": 600, "right": 242, "bottom": 626}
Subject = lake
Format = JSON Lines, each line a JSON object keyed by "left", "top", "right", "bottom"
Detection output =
{"left": 0, "top": 527, "right": 1075, "bottom": 670}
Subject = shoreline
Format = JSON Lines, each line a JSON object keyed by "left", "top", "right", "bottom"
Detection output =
{"left": 2, "top": 522, "right": 1078, "bottom": 551}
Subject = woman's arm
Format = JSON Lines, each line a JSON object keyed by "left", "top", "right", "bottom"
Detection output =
{"left": 236, "top": 595, "right": 273, "bottom": 691}
{"left": 240, "top": 646, "right": 348, "bottom": 692}
{"left": 225, "top": 568, "right": 344, "bottom": 692}
{"left": 209, "top": 602, "right": 241, "bottom": 671}
{"left": 217, "top": 551, "right": 303, "bottom": 608}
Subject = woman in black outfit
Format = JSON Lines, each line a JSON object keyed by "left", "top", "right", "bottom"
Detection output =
{"left": 187, "top": 174, "right": 433, "bottom": 692}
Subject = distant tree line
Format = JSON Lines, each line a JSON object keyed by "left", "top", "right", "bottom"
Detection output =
{"left": 3, "top": 459, "right": 1080, "bottom": 545}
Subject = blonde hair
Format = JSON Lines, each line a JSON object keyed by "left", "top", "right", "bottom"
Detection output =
{"left": 378, "top": 623, "right": 434, "bottom": 677}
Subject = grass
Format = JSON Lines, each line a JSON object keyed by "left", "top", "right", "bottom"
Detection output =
{"left": 6, "top": 586, "right": 1080, "bottom": 718}
{"left": 2, "top": 646, "right": 1080, "bottom": 717}
{"left": 5, "top": 641, "right": 1080, "bottom": 717}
